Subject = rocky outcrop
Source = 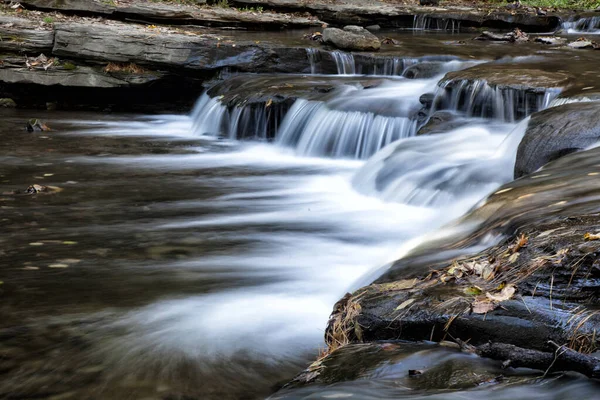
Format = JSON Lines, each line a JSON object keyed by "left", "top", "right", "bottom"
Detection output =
{"left": 228, "top": 0, "right": 562, "bottom": 31}
{"left": 0, "top": 16, "right": 54, "bottom": 53}
{"left": 206, "top": 73, "right": 384, "bottom": 107}
{"left": 515, "top": 101, "right": 600, "bottom": 178}
{"left": 18, "top": 0, "right": 322, "bottom": 29}
{"left": 442, "top": 64, "right": 571, "bottom": 92}
{"left": 294, "top": 145, "right": 600, "bottom": 391}
{"left": 322, "top": 26, "right": 381, "bottom": 51}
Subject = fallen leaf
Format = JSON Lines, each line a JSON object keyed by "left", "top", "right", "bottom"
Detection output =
{"left": 584, "top": 232, "right": 600, "bottom": 241}
{"left": 472, "top": 301, "right": 496, "bottom": 314}
{"left": 464, "top": 286, "right": 483, "bottom": 296}
{"left": 508, "top": 252, "right": 520, "bottom": 264}
{"left": 481, "top": 264, "right": 495, "bottom": 281}
{"left": 62, "top": 241, "right": 78, "bottom": 245}
{"left": 378, "top": 278, "right": 417, "bottom": 291}
{"left": 48, "top": 264, "right": 69, "bottom": 268}
{"left": 58, "top": 259, "right": 81, "bottom": 264}
{"left": 395, "top": 298, "right": 416, "bottom": 310}
{"left": 29, "top": 242, "right": 44, "bottom": 246}
{"left": 486, "top": 284, "right": 516, "bottom": 302}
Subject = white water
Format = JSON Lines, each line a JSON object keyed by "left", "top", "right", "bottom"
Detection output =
{"left": 53, "top": 59, "right": 561, "bottom": 395}
{"left": 413, "top": 15, "right": 461, "bottom": 32}
{"left": 66, "top": 107, "right": 522, "bottom": 376}
{"left": 430, "top": 79, "right": 559, "bottom": 122}
{"left": 563, "top": 16, "right": 600, "bottom": 34}
{"left": 352, "top": 119, "right": 528, "bottom": 206}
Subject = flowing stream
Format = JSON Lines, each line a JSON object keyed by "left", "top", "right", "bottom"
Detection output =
{"left": 1, "top": 43, "right": 599, "bottom": 400}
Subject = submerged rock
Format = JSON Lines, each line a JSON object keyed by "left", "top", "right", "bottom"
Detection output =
{"left": 474, "top": 28, "right": 529, "bottom": 42}
{"left": 322, "top": 26, "right": 381, "bottom": 51}
{"left": 416, "top": 111, "right": 470, "bottom": 135}
{"left": 534, "top": 36, "right": 567, "bottom": 45}
{"left": 568, "top": 40, "right": 596, "bottom": 49}
{"left": 515, "top": 101, "right": 600, "bottom": 178}
{"left": 0, "top": 98, "right": 17, "bottom": 108}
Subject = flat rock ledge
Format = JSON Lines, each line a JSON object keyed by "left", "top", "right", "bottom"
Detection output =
{"left": 15, "top": 0, "right": 563, "bottom": 32}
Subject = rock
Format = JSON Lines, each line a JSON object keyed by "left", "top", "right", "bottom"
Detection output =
{"left": 0, "top": 98, "right": 17, "bottom": 108}
{"left": 51, "top": 22, "right": 313, "bottom": 73}
{"left": 365, "top": 24, "right": 381, "bottom": 31}
{"left": 416, "top": 111, "right": 470, "bottom": 135}
{"left": 442, "top": 64, "right": 570, "bottom": 92}
{"left": 474, "top": 28, "right": 529, "bottom": 42}
{"left": 534, "top": 36, "right": 567, "bottom": 45}
{"left": 568, "top": 40, "right": 595, "bottom": 49}
{"left": 19, "top": 0, "right": 319, "bottom": 28}
{"left": 322, "top": 26, "right": 381, "bottom": 51}
{"left": 515, "top": 101, "right": 600, "bottom": 178}
{"left": 403, "top": 62, "right": 447, "bottom": 79}
{"left": 0, "top": 16, "right": 55, "bottom": 53}
{"left": 206, "top": 74, "right": 384, "bottom": 107}
{"left": 26, "top": 119, "right": 51, "bottom": 132}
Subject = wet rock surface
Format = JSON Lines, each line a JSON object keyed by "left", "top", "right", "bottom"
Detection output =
{"left": 442, "top": 64, "right": 571, "bottom": 92}
{"left": 322, "top": 25, "right": 381, "bottom": 51}
{"left": 515, "top": 101, "right": 600, "bottom": 178}
{"left": 300, "top": 145, "right": 600, "bottom": 390}
{"left": 416, "top": 110, "right": 470, "bottom": 135}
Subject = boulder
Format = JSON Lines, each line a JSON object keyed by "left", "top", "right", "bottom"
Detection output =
{"left": 322, "top": 26, "right": 381, "bottom": 51}
{"left": 403, "top": 62, "right": 448, "bottom": 79}
{"left": 442, "top": 64, "right": 570, "bottom": 92}
{"left": 515, "top": 101, "right": 600, "bottom": 178}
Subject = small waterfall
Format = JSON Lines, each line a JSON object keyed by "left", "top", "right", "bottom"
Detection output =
{"left": 191, "top": 76, "right": 438, "bottom": 159}
{"left": 563, "top": 16, "right": 600, "bottom": 33}
{"left": 413, "top": 15, "right": 461, "bottom": 32}
{"left": 352, "top": 119, "right": 529, "bottom": 207}
{"left": 274, "top": 78, "right": 439, "bottom": 159}
{"left": 429, "top": 79, "right": 559, "bottom": 122}
{"left": 304, "top": 49, "right": 464, "bottom": 76}
{"left": 306, "top": 48, "right": 320, "bottom": 75}
{"left": 331, "top": 51, "right": 356, "bottom": 75}
{"left": 191, "top": 93, "right": 290, "bottom": 140}
{"left": 275, "top": 99, "right": 417, "bottom": 159}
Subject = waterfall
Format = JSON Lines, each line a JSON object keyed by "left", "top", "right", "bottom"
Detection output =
{"left": 304, "top": 48, "right": 462, "bottom": 77}
{"left": 191, "top": 93, "right": 290, "bottom": 140}
{"left": 413, "top": 15, "right": 461, "bottom": 32}
{"left": 306, "top": 48, "right": 320, "bottom": 75}
{"left": 273, "top": 78, "right": 437, "bottom": 158}
{"left": 351, "top": 119, "right": 530, "bottom": 207}
{"left": 429, "top": 79, "right": 560, "bottom": 122}
{"left": 275, "top": 99, "right": 417, "bottom": 159}
{"left": 331, "top": 51, "right": 356, "bottom": 75}
{"left": 563, "top": 16, "right": 600, "bottom": 33}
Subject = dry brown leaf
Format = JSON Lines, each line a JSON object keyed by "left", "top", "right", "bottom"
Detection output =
{"left": 486, "top": 284, "right": 516, "bottom": 302}
{"left": 584, "top": 232, "right": 600, "bottom": 241}
{"left": 377, "top": 279, "right": 417, "bottom": 291}
{"left": 472, "top": 301, "right": 496, "bottom": 314}
{"left": 395, "top": 298, "right": 416, "bottom": 311}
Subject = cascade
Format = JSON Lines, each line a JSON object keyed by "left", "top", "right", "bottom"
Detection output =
{"left": 351, "top": 119, "right": 529, "bottom": 207}
{"left": 563, "top": 16, "right": 600, "bottom": 33}
{"left": 428, "top": 79, "right": 560, "bottom": 122}
{"left": 413, "top": 15, "right": 461, "bottom": 32}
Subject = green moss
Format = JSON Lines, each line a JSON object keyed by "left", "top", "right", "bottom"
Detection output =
{"left": 62, "top": 62, "right": 77, "bottom": 70}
